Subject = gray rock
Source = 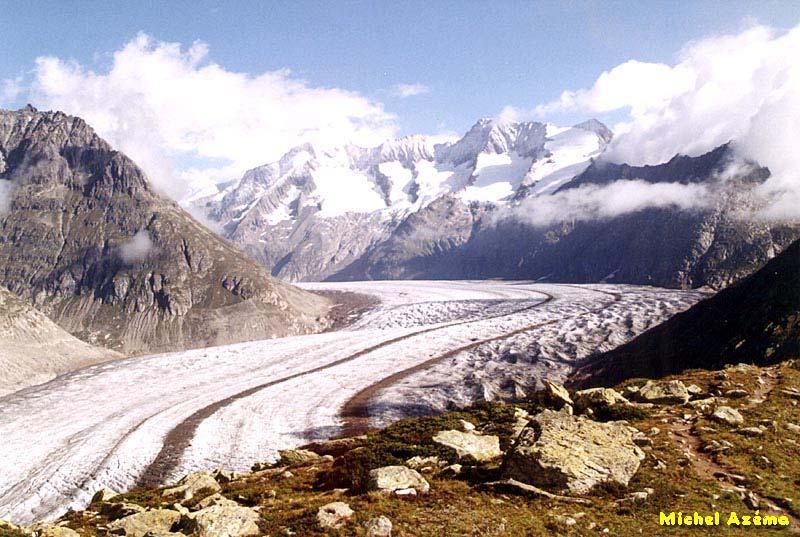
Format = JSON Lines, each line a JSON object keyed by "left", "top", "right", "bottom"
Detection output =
{"left": 180, "top": 504, "right": 261, "bottom": 537}
{"left": 573, "top": 387, "right": 629, "bottom": 411}
{"left": 368, "top": 466, "right": 430, "bottom": 495}
{"left": 503, "top": 410, "right": 645, "bottom": 494}
{"left": 432, "top": 429, "right": 502, "bottom": 462}
{"left": 277, "top": 449, "right": 322, "bottom": 466}
{"left": 711, "top": 406, "right": 744, "bottom": 426}
{"left": 107, "top": 509, "right": 181, "bottom": 537}
{"left": 364, "top": 516, "right": 393, "bottom": 537}
{"left": 636, "top": 380, "right": 690, "bottom": 404}
{"left": 163, "top": 472, "right": 221, "bottom": 501}
{"left": 316, "top": 502, "right": 353, "bottom": 530}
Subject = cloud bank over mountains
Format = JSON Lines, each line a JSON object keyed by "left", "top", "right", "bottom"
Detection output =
{"left": 2, "top": 23, "right": 800, "bottom": 226}
{"left": 19, "top": 33, "right": 397, "bottom": 200}
{"left": 503, "top": 23, "right": 800, "bottom": 224}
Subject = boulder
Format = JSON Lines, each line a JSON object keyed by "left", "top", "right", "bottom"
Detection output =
{"left": 162, "top": 472, "right": 221, "bottom": 501}
{"left": 364, "top": 516, "right": 393, "bottom": 537}
{"left": 573, "top": 387, "right": 629, "bottom": 411}
{"left": 195, "top": 494, "right": 240, "bottom": 510}
{"left": 636, "top": 380, "right": 690, "bottom": 404}
{"left": 91, "top": 487, "right": 119, "bottom": 503}
{"left": 431, "top": 430, "right": 502, "bottom": 462}
{"left": 503, "top": 410, "right": 645, "bottom": 494}
{"left": 711, "top": 406, "right": 744, "bottom": 426}
{"left": 180, "top": 504, "right": 260, "bottom": 537}
{"left": 316, "top": 502, "right": 353, "bottom": 530}
{"left": 543, "top": 380, "right": 573, "bottom": 408}
{"left": 277, "top": 449, "right": 322, "bottom": 466}
{"left": 108, "top": 509, "right": 181, "bottom": 537}
{"left": 368, "top": 466, "right": 430, "bottom": 495}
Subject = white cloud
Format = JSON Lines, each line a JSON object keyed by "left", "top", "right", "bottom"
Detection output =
{"left": 120, "top": 230, "right": 155, "bottom": 264}
{"left": 26, "top": 34, "right": 397, "bottom": 200}
{"left": 1, "top": 76, "right": 23, "bottom": 105}
{"left": 392, "top": 83, "right": 430, "bottom": 98}
{"left": 532, "top": 23, "right": 800, "bottom": 222}
{"left": 503, "top": 179, "right": 714, "bottom": 228}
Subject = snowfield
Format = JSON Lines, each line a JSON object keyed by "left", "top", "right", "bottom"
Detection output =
{"left": 0, "top": 281, "right": 704, "bottom": 524}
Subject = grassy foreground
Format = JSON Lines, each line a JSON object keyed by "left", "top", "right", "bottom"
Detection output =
{"left": 3, "top": 361, "right": 800, "bottom": 536}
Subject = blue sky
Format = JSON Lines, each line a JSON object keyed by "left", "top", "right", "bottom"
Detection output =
{"left": 2, "top": 0, "right": 798, "bottom": 135}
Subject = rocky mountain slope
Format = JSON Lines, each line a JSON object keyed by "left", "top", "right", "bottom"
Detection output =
{"left": 570, "top": 237, "right": 800, "bottom": 387}
{"left": 195, "top": 119, "right": 610, "bottom": 281}
{"left": 0, "top": 285, "right": 118, "bottom": 397}
{"left": 0, "top": 106, "right": 330, "bottom": 355}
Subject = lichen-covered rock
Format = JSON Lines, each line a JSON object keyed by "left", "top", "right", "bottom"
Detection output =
{"left": 316, "top": 502, "right": 353, "bottom": 530}
{"left": 711, "top": 406, "right": 744, "bottom": 426}
{"left": 503, "top": 410, "right": 645, "bottom": 494}
{"left": 432, "top": 430, "right": 502, "bottom": 462}
{"left": 368, "top": 466, "right": 430, "bottom": 495}
{"left": 636, "top": 380, "right": 690, "bottom": 404}
{"left": 180, "top": 504, "right": 260, "bottom": 537}
{"left": 364, "top": 516, "right": 393, "bottom": 537}
{"left": 107, "top": 509, "right": 181, "bottom": 537}
{"left": 573, "top": 387, "right": 629, "bottom": 411}
{"left": 277, "top": 449, "right": 322, "bottom": 466}
{"left": 162, "top": 472, "right": 221, "bottom": 501}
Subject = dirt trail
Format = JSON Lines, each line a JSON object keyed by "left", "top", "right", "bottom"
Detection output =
{"left": 664, "top": 370, "right": 800, "bottom": 530}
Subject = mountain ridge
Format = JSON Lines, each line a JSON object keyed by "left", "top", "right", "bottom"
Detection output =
{"left": 0, "top": 106, "right": 330, "bottom": 355}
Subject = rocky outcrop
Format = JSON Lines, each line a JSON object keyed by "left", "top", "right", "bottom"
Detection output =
{"left": 0, "top": 107, "right": 329, "bottom": 355}
{"left": 503, "top": 410, "right": 645, "bottom": 494}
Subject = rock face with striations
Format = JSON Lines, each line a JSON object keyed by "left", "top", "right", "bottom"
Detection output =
{"left": 0, "top": 106, "right": 329, "bottom": 354}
